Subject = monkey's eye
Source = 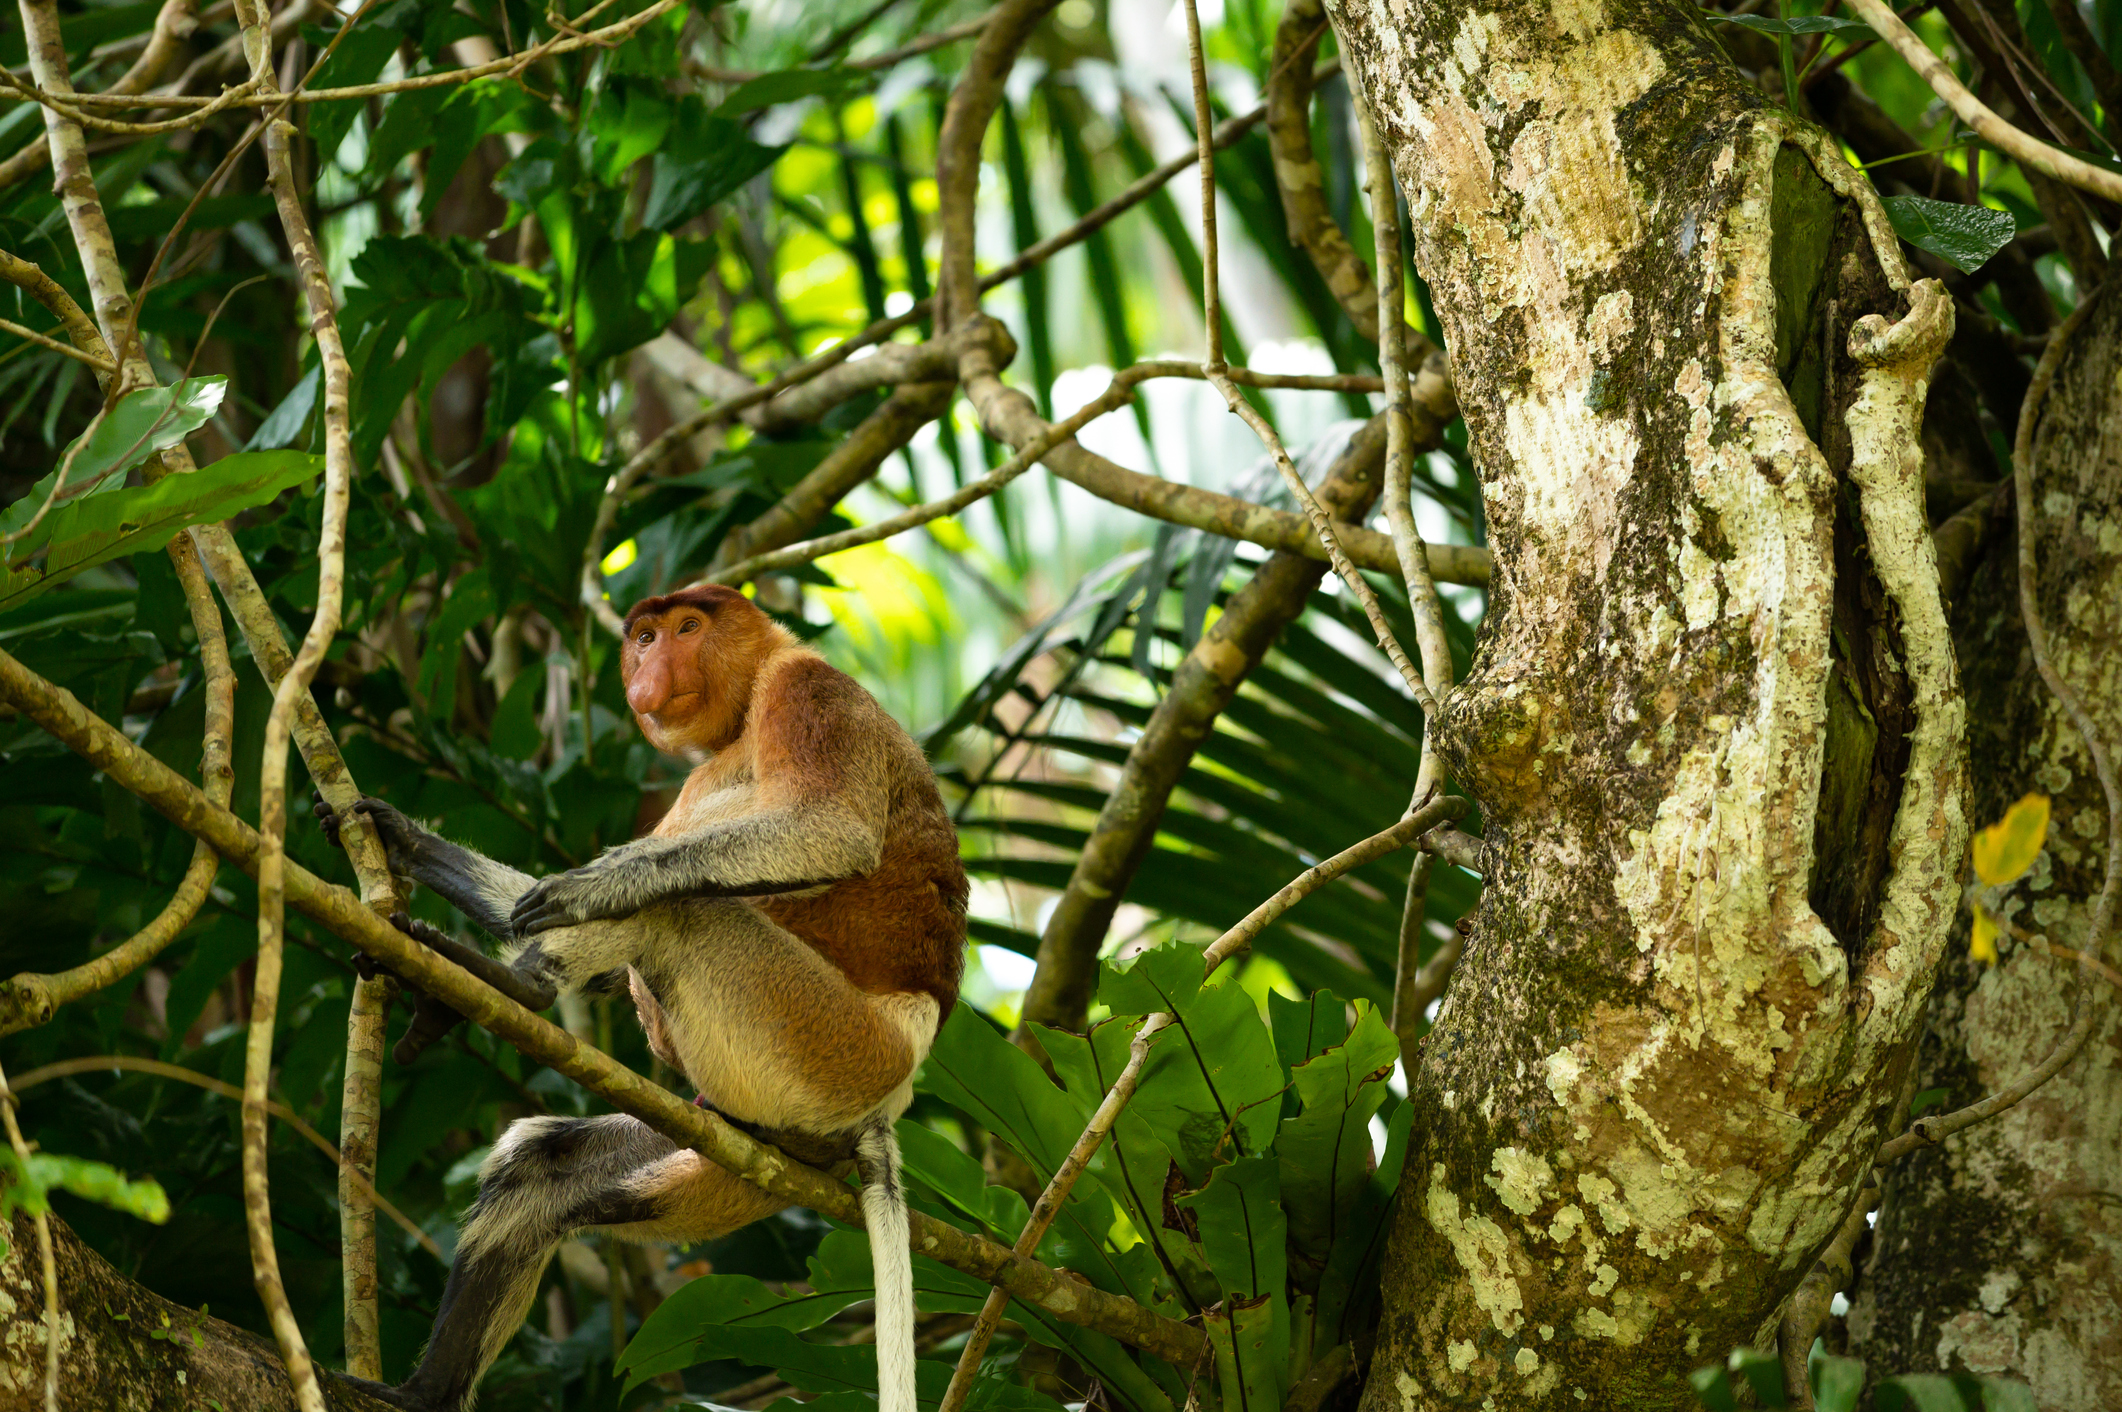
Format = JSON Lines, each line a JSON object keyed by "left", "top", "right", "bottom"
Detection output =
{"left": 636, "top": 630, "right": 654, "bottom": 646}
{"left": 678, "top": 617, "right": 700, "bottom": 634}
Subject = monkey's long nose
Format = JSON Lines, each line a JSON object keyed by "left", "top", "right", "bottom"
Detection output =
{"left": 628, "top": 655, "right": 672, "bottom": 714}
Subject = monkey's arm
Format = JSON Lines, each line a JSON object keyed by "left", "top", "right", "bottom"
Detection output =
{"left": 323, "top": 796, "right": 537, "bottom": 939}
{"left": 511, "top": 660, "right": 891, "bottom": 936}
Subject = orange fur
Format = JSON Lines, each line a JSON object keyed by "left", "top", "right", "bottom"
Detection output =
{"left": 621, "top": 591, "right": 967, "bottom": 1022}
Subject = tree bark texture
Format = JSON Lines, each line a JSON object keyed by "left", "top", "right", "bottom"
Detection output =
{"left": 1327, "top": 2, "right": 1967, "bottom": 1405}
{"left": 1849, "top": 285, "right": 2122, "bottom": 1407}
{"left": 0, "top": 1210, "right": 392, "bottom": 1411}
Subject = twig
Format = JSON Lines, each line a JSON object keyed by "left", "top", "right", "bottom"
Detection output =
{"left": 1393, "top": 912, "right": 1462, "bottom": 1050}
{"left": 939, "top": 792, "right": 1469, "bottom": 1412}
{"left": 0, "top": 537, "right": 235, "bottom": 1038}
{"left": 687, "top": 11, "right": 990, "bottom": 82}
{"left": 0, "top": 0, "right": 200, "bottom": 191}
{"left": 1777, "top": 1171, "right": 1880, "bottom": 1408}
{"left": 707, "top": 362, "right": 1206, "bottom": 588}
{"left": 5, "top": 1056, "right": 442, "bottom": 1260}
{"left": 0, "top": 247, "right": 116, "bottom": 368}
{"left": 231, "top": 0, "right": 370, "bottom": 1386}
{"left": 0, "top": 1056, "right": 61, "bottom": 1412}
{"left": 1874, "top": 980, "right": 2098, "bottom": 1163}
{"left": 1175, "top": 0, "right": 1432, "bottom": 714}
{"left": 0, "top": 314, "right": 117, "bottom": 370}
{"left": 1180, "top": 0, "right": 1220, "bottom": 369}
{"left": 1844, "top": 0, "right": 2122, "bottom": 202}
{"left": 0, "top": 640, "right": 1212, "bottom": 1371}
{"left": 0, "top": 66, "right": 264, "bottom": 133}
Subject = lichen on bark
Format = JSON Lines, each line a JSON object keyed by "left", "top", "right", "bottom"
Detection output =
{"left": 1324, "top": 1, "right": 1968, "bottom": 1405}
{"left": 1849, "top": 278, "right": 2122, "bottom": 1410}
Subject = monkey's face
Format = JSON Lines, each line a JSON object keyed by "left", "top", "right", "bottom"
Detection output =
{"left": 620, "top": 586, "right": 769, "bottom": 757}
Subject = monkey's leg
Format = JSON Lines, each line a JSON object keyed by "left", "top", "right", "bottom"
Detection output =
{"left": 637, "top": 900, "right": 937, "bottom": 1135}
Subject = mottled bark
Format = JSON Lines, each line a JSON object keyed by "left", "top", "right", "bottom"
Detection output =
{"left": 1849, "top": 283, "right": 2122, "bottom": 1409}
{"left": 1328, "top": 2, "right": 1966, "bottom": 1406}
{"left": 0, "top": 1211, "right": 392, "bottom": 1412}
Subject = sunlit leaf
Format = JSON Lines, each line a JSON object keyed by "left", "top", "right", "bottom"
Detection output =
{"left": 1970, "top": 903, "right": 2000, "bottom": 965}
{"left": 1971, "top": 793, "right": 2049, "bottom": 885}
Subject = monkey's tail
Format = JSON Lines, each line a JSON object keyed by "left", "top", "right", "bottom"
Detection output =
{"left": 856, "top": 1116, "right": 916, "bottom": 1412}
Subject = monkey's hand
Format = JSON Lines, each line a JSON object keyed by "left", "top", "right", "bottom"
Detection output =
{"left": 508, "top": 864, "right": 637, "bottom": 937}
{"left": 314, "top": 792, "right": 428, "bottom": 871}
{"left": 372, "top": 912, "right": 470, "bottom": 1064}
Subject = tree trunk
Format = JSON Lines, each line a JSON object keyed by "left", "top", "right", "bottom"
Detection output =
{"left": 1849, "top": 284, "right": 2122, "bottom": 1407}
{"left": 1326, "top": 3, "right": 1966, "bottom": 1405}
{"left": 0, "top": 1211, "right": 393, "bottom": 1411}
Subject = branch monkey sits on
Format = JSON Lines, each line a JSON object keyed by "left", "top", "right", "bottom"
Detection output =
{"left": 325, "top": 585, "right": 967, "bottom": 1412}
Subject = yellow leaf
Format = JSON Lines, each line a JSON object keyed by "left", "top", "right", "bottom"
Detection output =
{"left": 1971, "top": 793, "right": 2050, "bottom": 885}
{"left": 1970, "top": 904, "right": 1999, "bottom": 965}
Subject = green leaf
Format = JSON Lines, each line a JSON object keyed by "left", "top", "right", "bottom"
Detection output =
{"left": 714, "top": 67, "right": 861, "bottom": 116}
{"left": 1, "top": 379, "right": 228, "bottom": 545}
{"left": 1881, "top": 196, "right": 2018, "bottom": 274}
{"left": 1276, "top": 1000, "right": 1397, "bottom": 1264}
{"left": 1690, "top": 1364, "right": 1740, "bottom": 1412}
{"left": 1712, "top": 13, "right": 1874, "bottom": 37}
{"left": 1877, "top": 1374, "right": 1979, "bottom": 1411}
{"left": 1909, "top": 1087, "right": 1950, "bottom": 1118}
{"left": 1811, "top": 1346, "right": 1865, "bottom": 1412}
{"left": 894, "top": 1119, "right": 1028, "bottom": 1238}
{"left": 1097, "top": 942, "right": 1284, "bottom": 1178}
{"left": 1200, "top": 1293, "right": 1284, "bottom": 1412}
{"left": 0, "top": 450, "right": 321, "bottom": 611}
{"left": 1727, "top": 1347, "right": 1788, "bottom": 1407}
{"left": 0, "top": 1148, "right": 169, "bottom": 1223}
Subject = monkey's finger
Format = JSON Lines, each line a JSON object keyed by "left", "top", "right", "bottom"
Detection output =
{"left": 310, "top": 793, "right": 342, "bottom": 848}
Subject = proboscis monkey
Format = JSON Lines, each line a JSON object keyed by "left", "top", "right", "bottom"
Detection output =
{"left": 324, "top": 585, "right": 966, "bottom": 1412}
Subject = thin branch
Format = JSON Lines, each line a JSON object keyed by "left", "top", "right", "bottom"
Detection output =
{"left": 0, "top": 0, "right": 201, "bottom": 190}
{"left": 706, "top": 362, "right": 1207, "bottom": 588}
{"left": 1844, "top": 0, "right": 2122, "bottom": 202}
{"left": 940, "top": 792, "right": 1468, "bottom": 1412}
{"left": 0, "top": 538, "right": 235, "bottom": 1038}
{"left": 686, "top": 12, "right": 991, "bottom": 82}
{"left": 0, "top": 66, "right": 264, "bottom": 133}
{"left": 1175, "top": 0, "right": 1431, "bottom": 715}
{"left": 1180, "top": 0, "right": 1220, "bottom": 369}
{"left": 0, "top": 1057, "right": 61, "bottom": 1412}
{"left": 1874, "top": 979, "right": 2098, "bottom": 1163}
{"left": 1777, "top": 1171, "right": 1880, "bottom": 1409}
{"left": 0, "top": 643, "right": 1210, "bottom": 1371}
{"left": 0, "top": 247, "right": 115, "bottom": 368}
{"left": 0, "top": 314, "right": 117, "bottom": 370}
{"left": 230, "top": 0, "right": 370, "bottom": 1386}
{"left": 6, "top": 1056, "right": 441, "bottom": 1260}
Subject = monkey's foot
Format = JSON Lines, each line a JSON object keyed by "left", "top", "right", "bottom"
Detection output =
{"left": 376, "top": 912, "right": 471, "bottom": 1065}
{"left": 332, "top": 1371, "right": 432, "bottom": 1410}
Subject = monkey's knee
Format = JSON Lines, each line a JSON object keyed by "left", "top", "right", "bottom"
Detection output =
{"left": 463, "top": 1115, "right": 673, "bottom": 1252}
{"left": 592, "top": 1151, "right": 792, "bottom": 1247}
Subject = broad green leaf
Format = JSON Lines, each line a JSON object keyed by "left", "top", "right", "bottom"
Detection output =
{"left": 1877, "top": 1374, "right": 1979, "bottom": 1411}
{"left": 894, "top": 1118, "right": 1028, "bottom": 1238}
{"left": 1882, "top": 196, "right": 2018, "bottom": 274}
{"left": 0, "top": 1148, "right": 169, "bottom": 1223}
{"left": 714, "top": 67, "right": 861, "bottom": 116}
{"left": 1811, "top": 1346, "right": 1865, "bottom": 1412}
{"left": 1690, "top": 1363, "right": 1741, "bottom": 1412}
{"left": 1726, "top": 1347, "right": 1788, "bottom": 1407}
{"left": 1277, "top": 1001, "right": 1397, "bottom": 1263}
{"left": 1268, "top": 989, "right": 1353, "bottom": 1075}
{"left": 1973, "top": 1377, "right": 2039, "bottom": 1412}
{"left": 1, "top": 378, "right": 227, "bottom": 546}
{"left": 1098, "top": 942, "right": 1285, "bottom": 1179}
{"left": 1909, "top": 1087, "right": 1950, "bottom": 1118}
{"left": 1713, "top": 13, "right": 1874, "bottom": 37}
{"left": 0, "top": 450, "right": 321, "bottom": 611}
{"left": 1972, "top": 793, "right": 2049, "bottom": 884}
{"left": 1200, "top": 1293, "right": 1284, "bottom": 1412}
